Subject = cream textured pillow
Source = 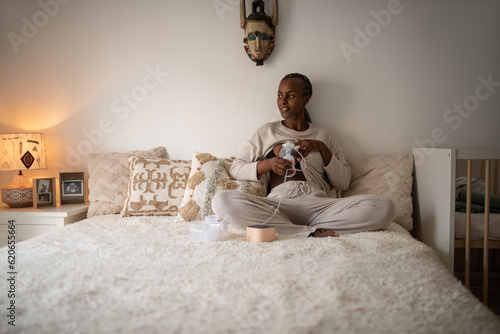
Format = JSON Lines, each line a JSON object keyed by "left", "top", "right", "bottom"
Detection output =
{"left": 342, "top": 153, "right": 414, "bottom": 231}
{"left": 87, "top": 147, "right": 167, "bottom": 217}
{"left": 176, "top": 152, "right": 266, "bottom": 222}
{"left": 121, "top": 157, "right": 191, "bottom": 217}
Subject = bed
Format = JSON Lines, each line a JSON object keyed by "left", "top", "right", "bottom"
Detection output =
{"left": 2, "top": 147, "right": 500, "bottom": 333}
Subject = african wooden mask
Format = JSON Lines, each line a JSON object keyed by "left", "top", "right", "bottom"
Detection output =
{"left": 240, "top": 0, "right": 278, "bottom": 66}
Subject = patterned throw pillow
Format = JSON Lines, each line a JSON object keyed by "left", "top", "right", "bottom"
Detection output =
{"left": 176, "top": 152, "right": 267, "bottom": 222}
{"left": 121, "top": 157, "right": 191, "bottom": 217}
{"left": 341, "top": 153, "right": 414, "bottom": 231}
{"left": 87, "top": 147, "right": 167, "bottom": 217}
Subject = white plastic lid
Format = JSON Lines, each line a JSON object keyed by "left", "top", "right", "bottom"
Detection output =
{"left": 204, "top": 215, "right": 219, "bottom": 224}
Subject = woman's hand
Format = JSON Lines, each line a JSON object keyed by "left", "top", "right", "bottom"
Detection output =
{"left": 258, "top": 157, "right": 293, "bottom": 176}
{"left": 295, "top": 139, "right": 333, "bottom": 165}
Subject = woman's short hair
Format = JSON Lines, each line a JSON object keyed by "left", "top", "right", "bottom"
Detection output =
{"left": 281, "top": 73, "right": 313, "bottom": 123}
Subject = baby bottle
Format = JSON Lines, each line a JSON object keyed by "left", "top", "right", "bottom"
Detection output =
{"left": 279, "top": 141, "right": 297, "bottom": 177}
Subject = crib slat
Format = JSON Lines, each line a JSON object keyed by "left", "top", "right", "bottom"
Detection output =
{"left": 465, "top": 159, "right": 472, "bottom": 288}
{"left": 481, "top": 160, "right": 485, "bottom": 181}
{"left": 483, "top": 160, "right": 490, "bottom": 305}
{"left": 494, "top": 160, "right": 499, "bottom": 196}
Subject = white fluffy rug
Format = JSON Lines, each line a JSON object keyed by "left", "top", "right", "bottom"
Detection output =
{"left": 2, "top": 215, "right": 499, "bottom": 334}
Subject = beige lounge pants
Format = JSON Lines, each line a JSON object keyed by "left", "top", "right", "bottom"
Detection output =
{"left": 212, "top": 181, "right": 396, "bottom": 236}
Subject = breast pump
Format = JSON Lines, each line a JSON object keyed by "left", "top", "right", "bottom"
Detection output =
{"left": 189, "top": 214, "right": 232, "bottom": 242}
{"left": 258, "top": 141, "right": 307, "bottom": 226}
{"left": 279, "top": 141, "right": 299, "bottom": 177}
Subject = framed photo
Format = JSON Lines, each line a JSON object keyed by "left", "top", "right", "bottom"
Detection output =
{"left": 59, "top": 172, "right": 85, "bottom": 205}
{"left": 32, "top": 177, "right": 56, "bottom": 208}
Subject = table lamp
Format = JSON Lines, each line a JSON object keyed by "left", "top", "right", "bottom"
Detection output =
{"left": 1, "top": 133, "right": 47, "bottom": 208}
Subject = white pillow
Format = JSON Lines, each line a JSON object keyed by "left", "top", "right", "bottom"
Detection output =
{"left": 87, "top": 147, "right": 167, "bottom": 217}
{"left": 342, "top": 153, "right": 414, "bottom": 231}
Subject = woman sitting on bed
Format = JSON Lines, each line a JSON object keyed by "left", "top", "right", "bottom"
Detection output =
{"left": 212, "top": 73, "right": 395, "bottom": 237}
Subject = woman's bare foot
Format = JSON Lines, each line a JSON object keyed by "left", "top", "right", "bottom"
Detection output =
{"left": 310, "top": 228, "right": 340, "bottom": 238}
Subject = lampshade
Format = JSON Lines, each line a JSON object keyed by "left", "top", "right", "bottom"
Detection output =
{"left": 1, "top": 133, "right": 47, "bottom": 208}
{"left": 1, "top": 133, "right": 47, "bottom": 171}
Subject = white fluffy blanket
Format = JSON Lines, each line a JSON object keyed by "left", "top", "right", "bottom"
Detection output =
{"left": 2, "top": 215, "right": 499, "bottom": 334}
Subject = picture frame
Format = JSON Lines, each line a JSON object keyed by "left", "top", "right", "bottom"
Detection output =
{"left": 59, "top": 172, "right": 85, "bottom": 205}
{"left": 32, "top": 177, "right": 56, "bottom": 208}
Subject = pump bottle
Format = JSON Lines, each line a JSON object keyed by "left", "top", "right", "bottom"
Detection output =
{"left": 279, "top": 142, "right": 297, "bottom": 177}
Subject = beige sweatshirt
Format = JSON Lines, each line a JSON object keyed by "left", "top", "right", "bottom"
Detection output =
{"left": 229, "top": 121, "right": 351, "bottom": 192}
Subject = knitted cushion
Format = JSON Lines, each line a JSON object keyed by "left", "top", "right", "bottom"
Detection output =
{"left": 176, "top": 152, "right": 266, "bottom": 222}
{"left": 121, "top": 157, "right": 191, "bottom": 217}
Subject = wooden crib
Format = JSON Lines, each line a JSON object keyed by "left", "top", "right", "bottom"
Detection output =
{"left": 413, "top": 148, "right": 500, "bottom": 306}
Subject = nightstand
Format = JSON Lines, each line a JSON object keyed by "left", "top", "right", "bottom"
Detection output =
{"left": 0, "top": 203, "right": 89, "bottom": 247}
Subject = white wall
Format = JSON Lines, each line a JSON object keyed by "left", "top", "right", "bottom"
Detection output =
{"left": 1, "top": 0, "right": 499, "bottom": 193}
